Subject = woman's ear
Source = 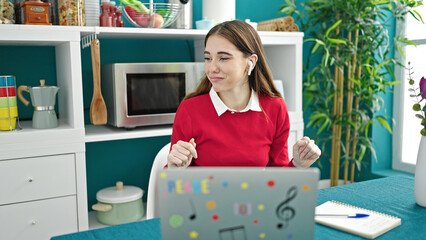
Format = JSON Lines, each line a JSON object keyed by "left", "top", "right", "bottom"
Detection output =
{"left": 247, "top": 54, "right": 258, "bottom": 76}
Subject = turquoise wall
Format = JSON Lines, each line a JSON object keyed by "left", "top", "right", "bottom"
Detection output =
{"left": 0, "top": 0, "right": 395, "bottom": 208}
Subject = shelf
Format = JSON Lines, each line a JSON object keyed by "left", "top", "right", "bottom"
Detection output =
{"left": 80, "top": 26, "right": 209, "bottom": 40}
{"left": 88, "top": 210, "right": 146, "bottom": 230}
{"left": 0, "top": 24, "right": 304, "bottom": 46}
{"left": 79, "top": 26, "right": 304, "bottom": 44}
{"left": 0, "top": 25, "right": 83, "bottom": 46}
{"left": 85, "top": 124, "right": 172, "bottom": 143}
{"left": 0, "top": 121, "right": 85, "bottom": 160}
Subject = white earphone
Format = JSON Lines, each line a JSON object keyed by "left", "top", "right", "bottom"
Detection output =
{"left": 248, "top": 61, "right": 253, "bottom": 76}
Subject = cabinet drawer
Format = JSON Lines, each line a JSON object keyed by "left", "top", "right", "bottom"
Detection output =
{"left": 0, "top": 196, "right": 78, "bottom": 240}
{"left": 28, "top": 13, "right": 49, "bottom": 24}
{"left": 0, "top": 154, "right": 76, "bottom": 205}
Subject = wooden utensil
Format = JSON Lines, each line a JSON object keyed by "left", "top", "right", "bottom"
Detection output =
{"left": 90, "top": 38, "right": 107, "bottom": 125}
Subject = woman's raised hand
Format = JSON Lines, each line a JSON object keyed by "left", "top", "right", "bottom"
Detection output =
{"left": 292, "top": 136, "right": 321, "bottom": 168}
{"left": 167, "top": 138, "right": 197, "bottom": 167}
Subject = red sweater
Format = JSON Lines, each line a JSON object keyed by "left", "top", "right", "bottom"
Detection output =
{"left": 171, "top": 93, "right": 294, "bottom": 167}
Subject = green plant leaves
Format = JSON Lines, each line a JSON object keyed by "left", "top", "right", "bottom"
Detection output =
{"left": 413, "top": 103, "right": 421, "bottom": 111}
{"left": 325, "top": 20, "right": 342, "bottom": 37}
{"left": 279, "top": 0, "right": 424, "bottom": 181}
{"left": 375, "top": 115, "right": 392, "bottom": 134}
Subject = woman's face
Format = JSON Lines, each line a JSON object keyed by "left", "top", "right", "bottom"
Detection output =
{"left": 204, "top": 35, "right": 249, "bottom": 94}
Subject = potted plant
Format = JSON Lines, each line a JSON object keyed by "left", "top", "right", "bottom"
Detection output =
{"left": 279, "top": 0, "right": 423, "bottom": 187}
{"left": 406, "top": 63, "right": 426, "bottom": 207}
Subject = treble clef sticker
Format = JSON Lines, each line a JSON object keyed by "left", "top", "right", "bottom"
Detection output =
{"left": 276, "top": 186, "right": 297, "bottom": 229}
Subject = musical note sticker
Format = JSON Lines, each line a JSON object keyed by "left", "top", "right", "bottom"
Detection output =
{"left": 219, "top": 225, "right": 247, "bottom": 240}
{"left": 189, "top": 199, "right": 197, "bottom": 220}
{"left": 276, "top": 186, "right": 297, "bottom": 229}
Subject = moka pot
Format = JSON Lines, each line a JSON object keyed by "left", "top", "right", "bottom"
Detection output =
{"left": 18, "top": 79, "right": 59, "bottom": 129}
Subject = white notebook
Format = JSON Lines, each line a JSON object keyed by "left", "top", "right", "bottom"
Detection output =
{"left": 315, "top": 201, "right": 401, "bottom": 239}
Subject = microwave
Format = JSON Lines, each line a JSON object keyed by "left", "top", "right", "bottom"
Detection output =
{"left": 101, "top": 62, "right": 205, "bottom": 128}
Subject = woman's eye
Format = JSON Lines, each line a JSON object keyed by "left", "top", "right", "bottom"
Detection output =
{"left": 220, "top": 58, "right": 229, "bottom": 61}
{"left": 204, "top": 57, "right": 211, "bottom": 61}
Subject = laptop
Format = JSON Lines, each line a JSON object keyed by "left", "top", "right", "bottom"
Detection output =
{"left": 157, "top": 167, "right": 320, "bottom": 240}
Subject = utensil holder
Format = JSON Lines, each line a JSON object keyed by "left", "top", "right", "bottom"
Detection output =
{"left": 0, "top": 75, "right": 21, "bottom": 131}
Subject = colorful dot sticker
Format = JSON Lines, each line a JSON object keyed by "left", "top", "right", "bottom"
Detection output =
{"left": 206, "top": 201, "right": 216, "bottom": 209}
{"left": 162, "top": 193, "right": 168, "bottom": 198}
{"left": 160, "top": 172, "right": 167, "bottom": 178}
{"left": 302, "top": 184, "right": 310, "bottom": 191}
{"left": 287, "top": 233, "right": 294, "bottom": 239}
{"left": 222, "top": 182, "right": 229, "bottom": 188}
{"left": 212, "top": 214, "right": 219, "bottom": 221}
{"left": 169, "top": 214, "right": 183, "bottom": 228}
{"left": 259, "top": 233, "right": 266, "bottom": 239}
{"left": 253, "top": 219, "right": 259, "bottom": 224}
{"left": 258, "top": 204, "right": 265, "bottom": 211}
{"left": 267, "top": 180, "right": 275, "bottom": 187}
{"left": 241, "top": 182, "right": 249, "bottom": 189}
{"left": 189, "top": 231, "right": 199, "bottom": 238}
{"left": 209, "top": 175, "right": 214, "bottom": 180}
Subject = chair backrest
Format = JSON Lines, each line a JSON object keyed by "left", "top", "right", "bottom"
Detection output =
{"left": 146, "top": 142, "right": 171, "bottom": 219}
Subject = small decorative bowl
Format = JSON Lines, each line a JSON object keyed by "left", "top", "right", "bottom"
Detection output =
{"left": 122, "top": 3, "right": 181, "bottom": 28}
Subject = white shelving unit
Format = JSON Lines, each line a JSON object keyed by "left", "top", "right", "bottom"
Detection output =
{"left": 0, "top": 24, "right": 304, "bottom": 239}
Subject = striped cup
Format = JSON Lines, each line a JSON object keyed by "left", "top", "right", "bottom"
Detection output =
{"left": 0, "top": 76, "right": 18, "bottom": 131}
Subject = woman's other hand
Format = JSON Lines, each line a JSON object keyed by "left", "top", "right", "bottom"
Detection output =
{"left": 167, "top": 138, "right": 197, "bottom": 167}
{"left": 292, "top": 137, "right": 321, "bottom": 168}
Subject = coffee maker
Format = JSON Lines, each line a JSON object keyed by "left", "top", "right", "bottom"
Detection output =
{"left": 17, "top": 79, "right": 59, "bottom": 129}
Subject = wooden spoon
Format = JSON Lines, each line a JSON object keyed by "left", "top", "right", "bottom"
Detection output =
{"left": 90, "top": 38, "right": 107, "bottom": 125}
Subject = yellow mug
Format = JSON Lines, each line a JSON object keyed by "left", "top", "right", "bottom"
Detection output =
{"left": 0, "top": 117, "right": 16, "bottom": 131}
{"left": 0, "top": 107, "right": 18, "bottom": 131}
{"left": 0, "top": 107, "right": 18, "bottom": 118}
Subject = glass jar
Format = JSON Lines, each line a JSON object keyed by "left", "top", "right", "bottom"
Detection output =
{"left": 1, "top": 0, "right": 15, "bottom": 24}
{"left": 58, "top": 0, "right": 85, "bottom": 26}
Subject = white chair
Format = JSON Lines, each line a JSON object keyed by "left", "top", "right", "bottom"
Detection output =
{"left": 146, "top": 142, "right": 171, "bottom": 219}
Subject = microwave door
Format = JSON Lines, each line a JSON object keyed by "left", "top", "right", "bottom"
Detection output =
{"left": 124, "top": 73, "right": 185, "bottom": 127}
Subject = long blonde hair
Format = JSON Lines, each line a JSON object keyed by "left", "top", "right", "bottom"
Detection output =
{"left": 184, "top": 20, "right": 282, "bottom": 100}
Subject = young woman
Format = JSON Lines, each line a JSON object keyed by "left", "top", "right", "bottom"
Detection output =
{"left": 168, "top": 20, "right": 321, "bottom": 168}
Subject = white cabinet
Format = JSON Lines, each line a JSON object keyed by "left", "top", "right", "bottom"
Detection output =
{"left": 0, "top": 196, "right": 78, "bottom": 240}
{"left": 0, "top": 154, "right": 80, "bottom": 240}
{"left": 0, "top": 25, "right": 88, "bottom": 239}
{"left": 0, "top": 25, "right": 303, "bottom": 236}
{"left": 0, "top": 154, "right": 76, "bottom": 205}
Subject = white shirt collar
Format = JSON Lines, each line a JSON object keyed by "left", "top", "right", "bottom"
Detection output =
{"left": 209, "top": 88, "right": 262, "bottom": 116}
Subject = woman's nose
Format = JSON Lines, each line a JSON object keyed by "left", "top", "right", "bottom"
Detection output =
{"left": 208, "top": 60, "right": 220, "bottom": 73}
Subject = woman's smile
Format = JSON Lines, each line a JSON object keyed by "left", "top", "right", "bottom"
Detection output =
{"left": 208, "top": 76, "right": 224, "bottom": 83}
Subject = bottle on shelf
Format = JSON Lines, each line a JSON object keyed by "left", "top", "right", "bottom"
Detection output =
{"left": 99, "top": 0, "right": 112, "bottom": 27}
{"left": 115, "top": 8, "right": 124, "bottom": 27}
{"left": 108, "top": 1, "right": 117, "bottom": 27}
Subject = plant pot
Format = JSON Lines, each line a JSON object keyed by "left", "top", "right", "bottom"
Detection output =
{"left": 92, "top": 181, "right": 145, "bottom": 225}
{"left": 415, "top": 136, "right": 426, "bottom": 207}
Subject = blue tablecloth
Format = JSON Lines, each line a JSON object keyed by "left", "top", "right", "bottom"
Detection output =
{"left": 52, "top": 175, "right": 426, "bottom": 240}
{"left": 315, "top": 175, "right": 426, "bottom": 239}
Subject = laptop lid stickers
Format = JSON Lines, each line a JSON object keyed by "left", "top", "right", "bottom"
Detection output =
{"left": 158, "top": 167, "right": 319, "bottom": 240}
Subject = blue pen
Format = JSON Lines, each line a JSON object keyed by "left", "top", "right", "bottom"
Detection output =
{"left": 316, "top": 213, "right": 370, "bottom": 218}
